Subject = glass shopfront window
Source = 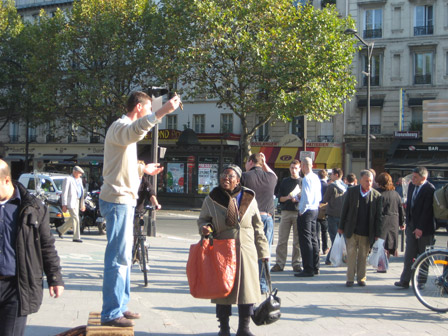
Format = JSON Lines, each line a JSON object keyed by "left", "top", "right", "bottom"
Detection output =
{"left": 166, "top": 162, "right": 185, "bottom": 193}
{"left": 198, "top": 160, "right": 219, "bottom": 195}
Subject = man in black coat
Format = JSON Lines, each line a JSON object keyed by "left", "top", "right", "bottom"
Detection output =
{"left": 0, "top": 159, "right": 64, "bottom": 336}
{"left": 395, "top": 166, "right": 435, "bottom": 289}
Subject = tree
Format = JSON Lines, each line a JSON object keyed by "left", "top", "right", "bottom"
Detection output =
{"left": 58, "top": 0, "right": 165, "bottom": 137}
{"left": 166, "top": 0, "right": 357, "bottom": 160}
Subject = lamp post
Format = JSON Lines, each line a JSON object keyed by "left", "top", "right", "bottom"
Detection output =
{"left": 344, "top": 29, "right": 374, "bottom": 169}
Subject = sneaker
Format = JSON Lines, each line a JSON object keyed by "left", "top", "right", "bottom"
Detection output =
{"left": 394, "top": 281, "right": 409, "bottom": 289}
{"left": 101, "top": 316, "right": 134, "bottom": 327}
{"left": 270, "top": 264, "right": 284, "bottom": 272}
{"left": 123, "top": 311, "right": 141, "bottom": 319}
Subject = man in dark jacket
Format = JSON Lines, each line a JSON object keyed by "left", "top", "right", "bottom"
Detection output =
{"left": 339, "top": 169, "right": 382, "bottom": 287}
{"left": 0, "top": 159, "right": 64, "bottom": 336}
{"left": 395, "top": 166, "right": 435, "bottom": 289}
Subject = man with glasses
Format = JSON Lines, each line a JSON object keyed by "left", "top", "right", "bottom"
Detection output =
{"left": 241, "top": 153, "right": 277, "bottom": 293}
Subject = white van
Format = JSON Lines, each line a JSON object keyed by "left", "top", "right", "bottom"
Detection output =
{"left": 18, "top": 172, "right": 70, "bottom": 202}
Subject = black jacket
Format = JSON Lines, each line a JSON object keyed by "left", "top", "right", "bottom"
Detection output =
{"left": 14, "top": 182, "right": 64, "bottom": 315}
{"left": 406, "top": 181, "right": 435, "bottom": 236}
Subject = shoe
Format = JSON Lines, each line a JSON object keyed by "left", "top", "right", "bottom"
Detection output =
{"left": 73, "top": 239, "right": 83, "bottom": 243}
{"left": 325, "top": 260, "right": 332, "bottom": 266}
{"left": 377, "top": 269, "right": 387, "bottom": 273}
{"left": 358, "top": 281, "right": 366, "bottom": 287}
{"left": 294, "top": 271, "right": 314, "bottom": 278}
{"left": 293, "top": 265, "right": 303, "bottom": 273}
{"left": 101, "top": 316, "right": 134, "bottom": 327}
{"left": 346, "top": 281, "right": 354, "bottom": 287}
{"left": 123, "top": 311, "right": 141, "bottom": 319}
{"left": 56, "top": 228, "right": 63, "bottom": 239}
{"left": 270, "top": 264, "right": 284, "bottom": 272}
{"left": 314, "top": 269, "right": 320, "bottom": 275}
{"left": 394, "top": 281, "right": 409, "bottom": 289}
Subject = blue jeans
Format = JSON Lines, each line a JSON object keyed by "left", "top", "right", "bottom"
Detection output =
{"left": 258, "top": 214, "right": 274, "bottom": 293}
{"left": 99, "top": 199, "right": 135, "bottom": 323}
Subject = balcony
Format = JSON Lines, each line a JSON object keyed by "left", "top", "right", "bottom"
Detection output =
{"left": 28, "top": 135, "right": 37, "bottom": 143}
{"left": 9, "top": 135, "right": 19, "bottom": 143}
{"left": 363, "top": 76, "right": 380, "bottom": 87}
{"left": 90, "top": 135, "right": 100, "bottom": 143}
{"left": 414, "top": 25, "right": 433, "bottom": 36}
{"left": 363, "top": 28, "right": 382, "bottom": 39}
{"left": 46, "top": 134, "right": 55, "bottom": 142}
{"left": 414, "top": 74, "right": 432, "bottom": 85}
{"left": 362, "top": 124, "right": 381, "bottom": 135}
{"left": 253, "top": 135, "right": 270, "bottom": 142}
{"left": 317, "top": 135, "right": 334, "bottom": 142}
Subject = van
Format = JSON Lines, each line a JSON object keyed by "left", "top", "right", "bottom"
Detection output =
{"left": 18, "top": 172, "right": 70, "bottom": 202}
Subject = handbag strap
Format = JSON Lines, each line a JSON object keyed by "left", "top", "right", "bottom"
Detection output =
{"left": 260, "top": 260, "right": 273, "bottom": 294}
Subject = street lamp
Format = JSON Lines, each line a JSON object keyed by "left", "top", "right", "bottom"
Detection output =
{"left": 344, "top": 28, "right": 374, "bottom": 169}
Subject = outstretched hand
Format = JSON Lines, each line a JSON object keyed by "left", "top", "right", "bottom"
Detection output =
{"left": 144, "top": 163, "right": 164, "bottom": 176}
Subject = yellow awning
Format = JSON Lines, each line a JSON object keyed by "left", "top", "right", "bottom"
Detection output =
{"left": 314, "top": 147, "right": 342, "bottom": 169}
{"left": 274, "top": 147, "right": 299, "bottom": 168}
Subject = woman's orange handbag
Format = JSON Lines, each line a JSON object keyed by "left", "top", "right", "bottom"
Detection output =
{"left": 186, "top": 237, "right": 237, "bottom": 299}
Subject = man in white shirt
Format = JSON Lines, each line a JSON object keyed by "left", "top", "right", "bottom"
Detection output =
{"left": 57, "top": 166, "right": 86, "bottom": 243}
{"left": 294, "top": 157, "right": 322, "bottom": 277}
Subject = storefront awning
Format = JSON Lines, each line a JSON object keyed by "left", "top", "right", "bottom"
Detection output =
{"left": 4, "top": 154, "right": 33, "bottom": 161}
{"left": 274, "top": 147, "right": 299, "bottom": 168}
{"left": 314, "top": 147, "right": 342, "bottom": 169}
{"left": 78, "top": 155, "right": 104, "bottom": 165}
{"left": 35, "top": 154, "right": 77, "bottom": 162}
{"left": 250, "top": 146, "right": 281, "bottom": 167}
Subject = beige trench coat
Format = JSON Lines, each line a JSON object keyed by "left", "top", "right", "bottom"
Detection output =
{"left": 197, "top": 187, "right": 270, "bottom": 305}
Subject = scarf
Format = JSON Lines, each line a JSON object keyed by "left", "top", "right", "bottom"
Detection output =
{"left": 209, "top": 185, "right": 242, "bottom": 227}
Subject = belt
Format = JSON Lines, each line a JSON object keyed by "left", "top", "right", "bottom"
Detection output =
{"left": 0, "top": 275, "right": 15, "bottom": 280}
{"left": 259, "top": 212, "right": 272, "bottom": 217}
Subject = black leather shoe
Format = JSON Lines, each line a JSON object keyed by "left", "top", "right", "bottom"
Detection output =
{"left": 346, "top": 281, "right": 354, "bottom": 287}
{"left": 73, "top": 239, "right": 83, "bottom": 243}
{"left": 314, "top": 269, "right": 320, "bottom": 275}
{"left": 358, "top": 281, "right": 366, "bottom": 287}
{"left": 56, "top": 228, "right": 63, "bottom": 239}
{"left": 101, "top": 316, "right": 134, "bottom": 327}
{"left": 394, "top": 281, "right": 409, "bottom": 289}
{"left": 294, "top": 271, "right": 314, "bottom": 277}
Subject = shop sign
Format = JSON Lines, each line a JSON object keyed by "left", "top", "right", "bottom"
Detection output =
{"left": 145, "top": 129, "right": 181, "bottom": 140}
{"left": 394, "top": 131, "right": 419, "bottom": 139}
{"left": 300, "top": 151, "right": 315, "bottom": 161}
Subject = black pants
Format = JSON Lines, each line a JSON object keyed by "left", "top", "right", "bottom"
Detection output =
{"left": 216, "top": 304, "right": 254, "bottom": 318}
{"left": 317, "top": 218, "right": 329, "bottom": 252}
{"left": 400, "top": 229, "right": 434, "bottom": 283}
{"left": 297, "top": 209, "right": 320, "bottom": 274}
{"left": 0, "top": 278, "right": 27, "bottom": 336}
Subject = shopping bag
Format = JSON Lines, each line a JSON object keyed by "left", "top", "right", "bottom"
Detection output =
{"left": 368, "top": 238, "right": 385, "bottom": 268}
{"left": 186, "top": 237, "right": 236, "bottom": 299}
{"left": 377, "top": 245, "right": 389, "bottom": 272}
{"left": 329, "top": 233, "right": 347, "bottom": 267}
{"left": 252, "top": 260, "right": 281, "bottom": 326}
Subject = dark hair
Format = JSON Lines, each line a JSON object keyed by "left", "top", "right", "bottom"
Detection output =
{"left": 318, "top": 169, "right": 328, "bottom": 179}
{"left": 413, "top": 166, "right": 428, "bottom": 178}
{"left": 346, "top": 173, "right": 356, "bottom": 184}
{"left": 332, "top": 168, "right": 343, "bottom": 178}
{"left": 290, "top": 159, "right": 300, "bottom": 166}
{"left": 126, "top": 91, "right": 152, "bottom": 112}
{"left": 248, "top": 153, "right": 264, "bottom": 165}
{"left": 377, "top": 172, "right": 394, "bottom": 191}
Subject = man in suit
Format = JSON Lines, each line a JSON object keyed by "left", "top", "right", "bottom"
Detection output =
{"left": 339, "top": 169, "right": 383, "bottom": 287}
{"left": 395, "top": 166, "right": 435, "bottom": 289}
{"left": 57, "top": 166, "right": 86, "bottom": 242}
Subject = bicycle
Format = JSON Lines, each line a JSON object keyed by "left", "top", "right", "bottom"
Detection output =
{"left": 411, "top": 246, "right": 448, "bottom": 312}
{"left": 132, "top": 205, "right": 154, "bottom": 287}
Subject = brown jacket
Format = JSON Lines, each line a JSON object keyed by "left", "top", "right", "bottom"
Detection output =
{"left": 197, "top": 187, "right": 269, "bottom": 305}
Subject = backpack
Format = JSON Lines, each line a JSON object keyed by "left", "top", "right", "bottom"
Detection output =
{"left": 433, "top": 184, "right": 448, "bottom": 220}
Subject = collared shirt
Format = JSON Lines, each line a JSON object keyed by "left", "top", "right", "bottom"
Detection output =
{"left": 360, "top": 186, "right": 371, "bottom": 198}
{"left": 0, "top": 186, "right": 21, "bottom": 276}
{"left": 75, "top": 177, "right": 83, "bottom": 199}
{"left": 299, "top": 171, "right": 322, "bottom": 215}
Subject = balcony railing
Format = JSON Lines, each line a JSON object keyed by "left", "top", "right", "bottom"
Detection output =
{"left": 363, "top": 28, "right": 382, "bottom": 39}
{"left": 90, "top": 135, "right": 100, "bottom": 143}
{"left": 253, "top": 134, "right": 270, "bottom": 142}
{"left": 362, "top": 124, "right": 381, "bottom": 134}
{"left": 46, "top": 134, "right": 55, "bottom": 142}
{"left": 414, "top": 25, "right": 433, "bottom": 36}
{"left": 363, "top": 76, "right": 380, "bottom": 86}
{"left": 28, "top": 135, "right": 37, "bottom": 143}
{"left": 10, "top": 134, "right": 19, "bottom": 143}
{"left": 414, "top": 74, "right": 432, "bottom": 84}
{"left": 317, "top": 135, "right": 334, "bottom": 142}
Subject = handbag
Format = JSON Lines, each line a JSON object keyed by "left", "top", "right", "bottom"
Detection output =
{"left": 252, "top": 260, "right": 281, "bottom": 326}
{"left": 186, "top": 237, "right": 236, "bottom": 299}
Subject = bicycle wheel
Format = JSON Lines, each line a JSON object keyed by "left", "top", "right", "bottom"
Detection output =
{"left": 139, "top": 239, "right": 149, "bottom": 287}
{"left": 412, "top": 250, "right": 448, "bottom": 313}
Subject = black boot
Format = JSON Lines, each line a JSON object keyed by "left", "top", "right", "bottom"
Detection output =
{"left": 218, "top": 316, "right": 230, "bottom": 336}
{"left": 236, "top": 316, "right": 255, "bottom": 336}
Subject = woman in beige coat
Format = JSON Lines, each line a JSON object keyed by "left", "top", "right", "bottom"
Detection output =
{"left": 198, "top": 164, "right": 270, "bottom": 336}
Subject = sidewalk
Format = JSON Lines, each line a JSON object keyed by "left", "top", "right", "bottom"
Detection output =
{"left": 26, "top": 212, "right": 448, "bottom": 336}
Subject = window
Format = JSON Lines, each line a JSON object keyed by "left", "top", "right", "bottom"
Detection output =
{"left": 9, "top": 122, "right": 19, "bottom": 143}
{"left": 362, "top": 54, "right": 381, "bottom": 86}
{"left": 364, "top": 9, "right": 382, "bottom": 38}
{"left": 166, "top": 115, "right": 178, "bottom": 129}
{"left": 318, "top": 118, "right": 334, "bottom": 142}
{"left": 220, "top": 114, "right": 233, "bottom": 133}
{"left": 414, "top": 52, "right": 433, "bottom": 84}
{"left": 256, "top": 117, "right": 270, "bottom": 141}
{"left": 392, "top": 7, "right": 402, "bottom": 31}
{"left": 361, "top": 108, "right": 381, "bottom": 134}
{"left": 193, "top": 114, "right": 205, "bottom": 133}
{"left": 414, "top": 5, "right": 433, "bottom": 36}
{"left": 292, "top": 116, "right": 305, "bottom": 138}
{"left": 28, "top": 126, "right": 36, "bottom": 142}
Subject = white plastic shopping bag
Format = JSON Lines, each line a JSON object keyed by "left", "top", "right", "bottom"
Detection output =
{"left": 329, "top": 233, "right": 347, "bottom": 267}
{"left": 368, "top": 238, "right": 385, "bottom": 268}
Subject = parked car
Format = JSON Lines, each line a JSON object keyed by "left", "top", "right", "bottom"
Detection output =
{"left": 18, "top": 172, "right": 71, "bottom": 227}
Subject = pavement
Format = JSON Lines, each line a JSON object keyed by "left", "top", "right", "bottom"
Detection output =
{"left": 25, "top": 210, "right": 448, "bottom": 336}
